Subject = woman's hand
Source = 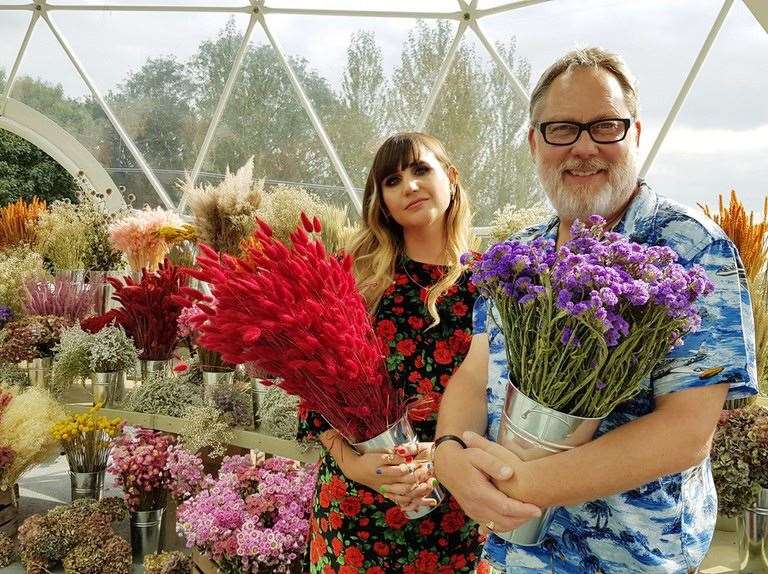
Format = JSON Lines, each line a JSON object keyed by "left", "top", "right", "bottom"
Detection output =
{"left": 339, "top": 447, "right": 435, "bottom": 508}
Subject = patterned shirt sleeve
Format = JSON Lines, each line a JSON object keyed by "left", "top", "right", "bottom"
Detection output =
{"left": 651, "top": 238, "right": 758, "bottom": 400}
{"left": 472, "top": 295, "right": 489, "bottom": 336}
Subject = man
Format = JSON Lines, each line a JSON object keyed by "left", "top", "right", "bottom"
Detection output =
{"left": 433, "top": 47, "right": 758, "bottom": 573}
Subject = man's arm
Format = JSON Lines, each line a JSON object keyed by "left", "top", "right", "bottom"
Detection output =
{"left": 433, "top": 333, "right": 541, "bottom": 529}
{"left": 467, "top": 383, "right": 728, "bottom": 508}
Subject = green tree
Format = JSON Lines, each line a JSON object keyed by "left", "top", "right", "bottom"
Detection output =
{"left": 0, "top": 128, "right": 78, "bottom": 206}
{"left": 191, "top": 19, "right": 343, "bottom": 189}
{"left": 324, "top": 30, "right": 388, "bottom": 187}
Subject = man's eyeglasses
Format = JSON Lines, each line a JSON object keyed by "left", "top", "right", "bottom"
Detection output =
{"left": 538, "top": 118, "right": 631, "bottom": 146}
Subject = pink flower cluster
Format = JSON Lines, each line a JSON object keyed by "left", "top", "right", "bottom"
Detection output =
{"left": 108, "top": 429, "right": 176, "bottom": 511}
{"left": 177, "top": 455, "right": 318, "bottom": 573}
{"left": 165, "top": 444, "right": 210, "bottom": 502}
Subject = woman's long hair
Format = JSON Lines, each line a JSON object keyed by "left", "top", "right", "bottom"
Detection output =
{"left": 348, "top": 132, "right": 472, "bottom": 327}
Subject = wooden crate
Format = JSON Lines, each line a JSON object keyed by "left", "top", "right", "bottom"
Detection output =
{"left": 0, "top": 484, "right": 19, "bottom": 537}
{"left": 192, "top": 550, "right": 222, "bottom": 574}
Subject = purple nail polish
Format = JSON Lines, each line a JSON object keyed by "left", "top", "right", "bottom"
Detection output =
{"left": 375, "top": 468, "right": 382, "bottom": 475}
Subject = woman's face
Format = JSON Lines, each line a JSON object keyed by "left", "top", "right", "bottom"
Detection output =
{"left": 379, "top": 146, "right": 455, "bottom": 232}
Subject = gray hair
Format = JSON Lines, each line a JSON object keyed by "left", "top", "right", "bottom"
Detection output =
{"left": 529, "top": 47, "right": 639, "bottom": 125}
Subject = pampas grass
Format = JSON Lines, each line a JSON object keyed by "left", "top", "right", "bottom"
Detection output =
{"left": 0, "top": 386, "right": 66, "bottom": 490}
{"left": 109, "top": 207, "right": 183, "bottom": 272}
{"left": 0, "top": 197, "right": 46, "bottom": 250}
{"left": 489, "top": 202, "right": 554, "bottom": 243}
{"left": 258, "top": 184, "right": 358, "bottom": 254}
{"left": 179, "top": 158, "right": 263, "bottom": 255}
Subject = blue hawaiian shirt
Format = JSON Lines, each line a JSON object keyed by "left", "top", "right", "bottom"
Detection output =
{"left": 474, "top": 182, "right": 758, "bottom": 573}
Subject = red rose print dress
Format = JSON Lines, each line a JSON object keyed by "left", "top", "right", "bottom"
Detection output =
{"left": 298, "top": 256, "right": 481, "bottom": 573}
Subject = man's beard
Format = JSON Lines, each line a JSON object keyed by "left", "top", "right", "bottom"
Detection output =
{"left": 537, "top": 152, "right": 639, "bottom": 222}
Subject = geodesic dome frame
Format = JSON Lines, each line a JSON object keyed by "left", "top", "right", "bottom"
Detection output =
{"left": 1, "top": 0, "right": 766, "bottom": 223}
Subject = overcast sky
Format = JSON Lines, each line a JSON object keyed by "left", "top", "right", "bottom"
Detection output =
{"left": 1, "top": 0, "right": 766, "bottom": 216}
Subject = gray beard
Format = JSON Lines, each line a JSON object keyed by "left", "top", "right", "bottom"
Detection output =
{"left": 538, "top": 154, "right": 638, "bottom": 222}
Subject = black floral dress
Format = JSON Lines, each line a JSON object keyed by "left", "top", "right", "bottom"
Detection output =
{"left": 298, "top": 256, "right": 481, "bottom": 574}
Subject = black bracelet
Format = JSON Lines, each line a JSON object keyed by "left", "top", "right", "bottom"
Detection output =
{"left": 433, "top": 434, "right": 468, "bottom": 451}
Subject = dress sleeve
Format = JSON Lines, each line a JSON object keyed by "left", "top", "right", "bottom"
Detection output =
{"left": 296, "top": 408, "right": 332, "bottom": 443}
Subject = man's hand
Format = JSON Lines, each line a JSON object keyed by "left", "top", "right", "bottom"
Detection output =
{"left": 462, "top": 431, "right": 528, "bottom": 499}
{"left": 433, "top": 440, "right": 541, "bottom": 531}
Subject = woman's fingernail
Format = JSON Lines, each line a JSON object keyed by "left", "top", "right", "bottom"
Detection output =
{"left": 395, "top": 446, "right": 407, "bottom": 455}
{"left": 404, "top": 455, "right": 414, "bottom": 463}
{"left": 431, "top": 478, "right": 439, "bottom": 488}
{"left": 499, "top": 466, "right": 512, "bottom": 478}
{"left": 375, "top": 468, "right": 382, "bottom": 475}
{"left": 379, "top": 485, "right": 387, "bottom": 493}
{"left": 426, "top": 462, "right": 433, "bottom": 471}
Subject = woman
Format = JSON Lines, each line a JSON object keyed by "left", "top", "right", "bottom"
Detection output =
{"left": 299, "top": 132, "right": 482, "bottom": 573}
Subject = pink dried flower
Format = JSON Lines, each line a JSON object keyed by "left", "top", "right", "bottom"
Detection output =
{"left": 24, "top": 277, "right": 97, "bottom": 322}
{"left": 109, "top": 207, "right": 183, "bottom": 273}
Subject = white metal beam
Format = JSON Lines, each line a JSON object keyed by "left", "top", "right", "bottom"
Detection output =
{"left": 640, "top": 0, "right": 735, "bottom": 177}
{"left": 469, "top": 19, "right": 530, "bottom": 105}
{"left": 46, "top": 3, "right": 250, "bottom": 12}
{"left": 42, "top": 8, "right": 177, "bottom": 209}
{"left": 257, "top": 10, "right": 362, "bottom": 215}
{"left": 261, "top": 6, "right": 462, "bottom": 19}
{"left": 475, "top": 0, "right": 554, "bottom": 19}
{"left": 179, "top": 12, "right": 260, "bottom": 212}
{"left": 743, "top": 0, "right": 768, "bottom": 34}
{"left": 0, "top": 9, "right": 38, "bottom": 116}
{"left": 415, "top": 20, "right": 469, "bottom": 132}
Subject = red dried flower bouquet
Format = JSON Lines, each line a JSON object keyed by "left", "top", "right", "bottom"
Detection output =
{"left": 187, "top": 215, "right": 402, "bottom": 443}
{"left": 108, "top": 260, "right": 202, "bottom": 360}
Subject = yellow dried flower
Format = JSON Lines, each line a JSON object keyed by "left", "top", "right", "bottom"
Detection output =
{"left": 0, "top": 387, "right": 66, "bottom": 490}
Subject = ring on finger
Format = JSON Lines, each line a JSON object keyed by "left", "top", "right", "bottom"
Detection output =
{"left": 486, "top": 521, "right": 495, "bottom": 531}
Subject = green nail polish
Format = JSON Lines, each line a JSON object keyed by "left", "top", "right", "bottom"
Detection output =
{"left": 431, "top": 478, "right": 439, "bottom": 488}
{"left": 379, "top": 485, "right": 387, "bottom": 494}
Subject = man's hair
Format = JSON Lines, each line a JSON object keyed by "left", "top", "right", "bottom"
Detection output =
{"left": 529, "top": 47, "right": 639, "bottom": 125}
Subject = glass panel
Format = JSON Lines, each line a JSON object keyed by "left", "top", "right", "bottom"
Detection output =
{"left": 265, "top": 1, "right": 456, "bottom": 13}
{"left": 0, "top": 12, "right": 33, "bottom": 87}
{"left": 424, "top": 31, "right": 542, "bottom": 226}
{"left": 54, "top": 12, "right": 251, "bottom": 206}
{"left": 479, "top": 0, "right": 723, "bottom": 166}
{"left": 198, "top": 23, "right": 357, "bottom": 216}
{"left": 9, "top": 21, "right": 161, "bottom": 207}
{"left": 646, "top": 0, "right": 768, "bottom": 213}
{"left": 267, "top": 14, "right": 459, "bottom": 188}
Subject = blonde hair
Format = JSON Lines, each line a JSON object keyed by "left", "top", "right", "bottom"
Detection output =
{"left": 348, "top": 132, "right": 472, "bottom": 327}
{"left": 529, "top": 47, "right": 639, "bottom": 124}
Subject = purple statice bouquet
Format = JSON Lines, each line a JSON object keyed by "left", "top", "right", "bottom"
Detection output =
{"left": 177, "top": 455, "right": 317, "bottom": 574}
{"left": 467, "top": 215, "right": 714, "bottom": 418}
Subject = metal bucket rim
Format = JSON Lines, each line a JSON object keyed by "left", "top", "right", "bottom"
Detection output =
{"left": 350, "top": 415, "right": 416, "bottom": 451}
{"left": 500, "top": 416, "right": 570, "bottom": 453}
{"left": 504, "top": 378, "right": 607, "bottom": 422}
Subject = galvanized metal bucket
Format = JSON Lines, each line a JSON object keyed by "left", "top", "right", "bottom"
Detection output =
{"left": 738, "top": 488, "right": 768, "bottom": 573}
{"left": 90, "top": 370, "right": 125, "bottom": 407}
{"left": 351, "top": 416, "right": 444, "bottom": 520}
{"left": 130, "top": 507, "right": 165, "bottom": 563}
{"left": 495, "top": 380, "right": 605, "bottom": 545}
{"left": 69, "top": 470, "right": 105, "bottom": 501}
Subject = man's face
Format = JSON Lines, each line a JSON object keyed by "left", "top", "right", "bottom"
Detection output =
{"left": 528, "top": 67, "right": 642, "bottom": 222}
